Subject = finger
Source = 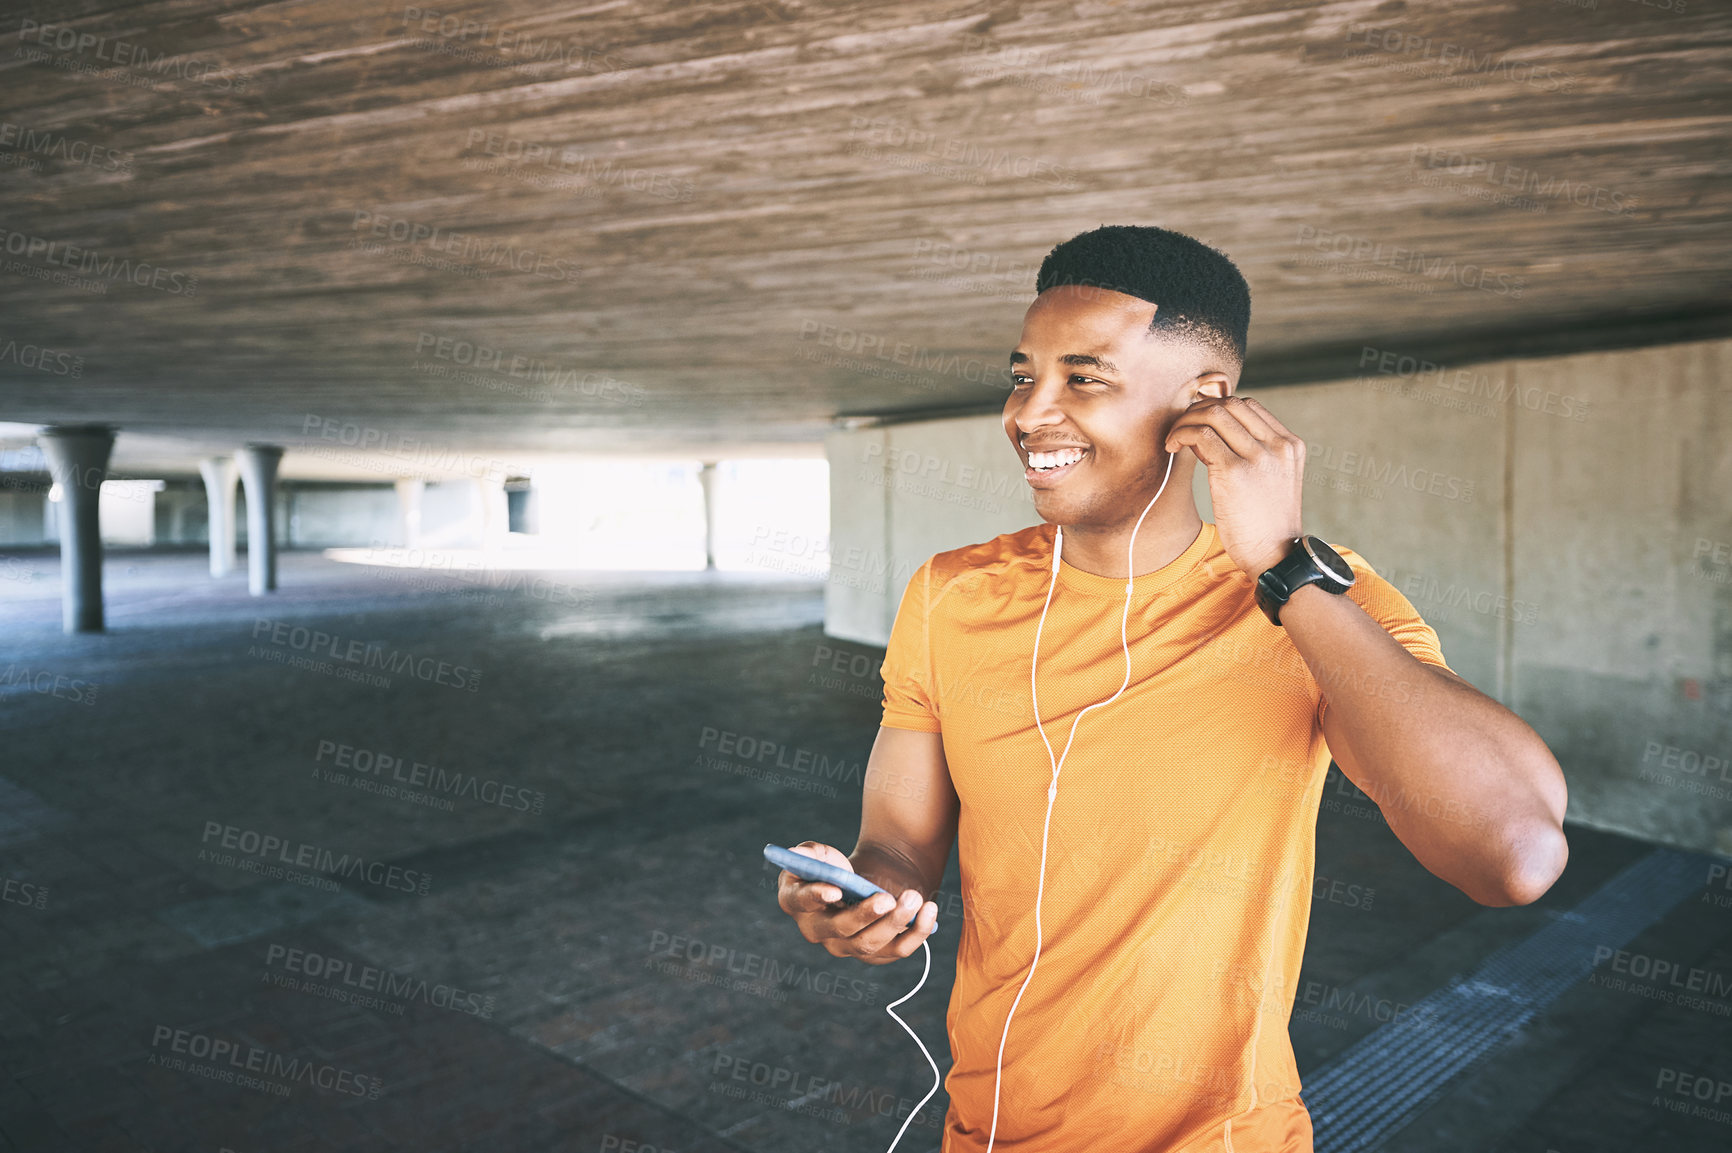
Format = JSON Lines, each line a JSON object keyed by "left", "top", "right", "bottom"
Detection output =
{"left": 831, "top": 889, "right": 900, "bottom": 936}
{"left": 1167, "top": 407, "right": 1254, "bottom": 460}
{"left": 791, "top": 840, "right": 851, "bottom": 868}
{"left": 1238, "top": 397, "right": 1300, "bottom": 442}
{"left": 1218, "top": 396, "right": 1284, "bottom": 444}
{"left": 782, "top": 876, "right": 844, "bottom": 912}
{"left": 858, "top": 900, "right": 939, "bottom": 965}
{"left": 848, "top": 889, "right": 926, "bottom": 956}
{"left": 1165, "top": 423, "right": 1236, "bottom": 468}
{"left": 870, "top": 899, "right": 940, "bottom": 962}
{"left": 1185, "top": 399, "right": 1269, "bottom": 456}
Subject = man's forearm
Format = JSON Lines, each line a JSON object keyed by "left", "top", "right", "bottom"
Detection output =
{"left": 1280, "top": 582, "right": 1569, "bottom": 905}
{"left": 849, "top": 839, "right": 944, "bottom": 901}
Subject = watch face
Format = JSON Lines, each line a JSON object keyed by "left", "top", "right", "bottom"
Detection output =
{"left": 1303, "top": 536, "right": 1355, "bottom": 586}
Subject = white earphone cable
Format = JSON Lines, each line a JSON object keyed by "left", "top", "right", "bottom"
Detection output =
{"left": 984, "top": 449, "right": 1175, "bottom": 1152}
{"left": 883, "top": 939, "right": 941, "bottom": 1153}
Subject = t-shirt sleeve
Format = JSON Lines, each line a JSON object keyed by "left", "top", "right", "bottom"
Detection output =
{"left": 1318, "top": 550, "right": 1452, "bottom": 724}
{"left": 880, "top": 559, "right": 941, "bottom": 732}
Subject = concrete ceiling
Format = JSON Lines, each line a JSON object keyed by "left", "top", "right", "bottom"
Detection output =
{"left": 1, "top": 0, "right": 1729, "bottom": 477}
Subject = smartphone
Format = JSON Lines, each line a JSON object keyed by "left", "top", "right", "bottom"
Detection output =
{"left": 764, "top": 843, "right": 888, "bottom": 904}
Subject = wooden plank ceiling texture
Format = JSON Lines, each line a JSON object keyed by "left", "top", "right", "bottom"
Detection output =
{"left": 0, "top": 0, "right": 1728, "bottom": 464}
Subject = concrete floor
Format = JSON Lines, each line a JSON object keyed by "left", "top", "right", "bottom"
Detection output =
{"left": 0, "top": 548, "right": 1728, "bottom": 1152}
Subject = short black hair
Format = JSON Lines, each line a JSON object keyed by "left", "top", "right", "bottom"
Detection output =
{"left": 1034, "top": 225, "right": 1250, "bottom": 366}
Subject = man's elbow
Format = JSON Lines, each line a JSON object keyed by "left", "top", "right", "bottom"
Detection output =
{"left": 1485, "top": 819, "right": 1569, "bottom": 907}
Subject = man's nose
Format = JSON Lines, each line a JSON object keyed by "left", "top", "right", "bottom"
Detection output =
{"left": 1014, "top": 378, "right": 1066, "bottom": 432}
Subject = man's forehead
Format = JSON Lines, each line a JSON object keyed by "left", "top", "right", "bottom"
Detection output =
{"left": 1014, "top": 309, "right": 1163, "bottom": 362}
{"left": 1025, "top": 290, "right": 1155, "bottom": 336}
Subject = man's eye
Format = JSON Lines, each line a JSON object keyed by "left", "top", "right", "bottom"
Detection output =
{"left": 1071, "top": 375, "right": 1100, "bottom": 385}
{"left": 1009, "top": 375, "right": 1032, "bottom": 387}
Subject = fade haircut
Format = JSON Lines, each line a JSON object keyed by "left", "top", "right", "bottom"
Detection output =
{"left": 1034, "top": 225, "right": 1251, "bottom": 367}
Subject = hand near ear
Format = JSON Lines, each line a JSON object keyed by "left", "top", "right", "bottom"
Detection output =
{"left": 1164, "top": 395, "right": 1306, "bottom": 579}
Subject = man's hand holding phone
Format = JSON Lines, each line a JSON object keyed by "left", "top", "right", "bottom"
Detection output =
{"left": 771, "top": 841, "right": 939, "bottom": 965}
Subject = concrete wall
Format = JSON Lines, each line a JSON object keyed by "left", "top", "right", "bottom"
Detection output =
{"left": 0, "top": 487, "right": 45, "bottom": 545}
{"left": 287, "top": 484, "right": 404, "bottom": 548}
{"left": 824, "top": 417, "right": 1038, "bottom": 645}
{"left": 154, "top": 479, "right": 209, "bottom": 544}
{"left": 0, "top": 477, "right": 403, "bottom": 549}
{"left": 824, "top": 337, "right": 1732, "bottom": 854}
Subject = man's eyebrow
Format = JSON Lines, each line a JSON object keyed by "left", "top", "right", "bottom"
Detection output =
{"left": 1006, "top": 350, "right": 1121, "bottom": 373}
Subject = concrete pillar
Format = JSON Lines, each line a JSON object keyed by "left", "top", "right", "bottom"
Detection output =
{"left": 198, "top": 457, "right": 239, "bottom": 577}
{"left": 475, "top": 476, "right": 508, "bottom": 553}
{"left": 395, "top": 479, "right": 425, "bottom": 550}
{"left": 698, "top": 461, "right": 719, "bottom": 570}
{"left": 237, "top": 445, "right": 284, "bottom": 595}
{"left": 37, "top": 425, "right": 115, "bottom": 634}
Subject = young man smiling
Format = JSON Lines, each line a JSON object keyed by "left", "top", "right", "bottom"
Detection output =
{"left": 776, "top": 225, "right": 1569, "bottom": 1152}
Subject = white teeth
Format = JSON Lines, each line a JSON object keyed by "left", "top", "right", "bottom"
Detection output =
{"left": 1028, "top": 448, "right": 1086, "bottom": 471}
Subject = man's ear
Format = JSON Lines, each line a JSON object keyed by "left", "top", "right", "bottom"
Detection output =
{"left": 1194, "top": 371, "right": 1232, "bottom": 401}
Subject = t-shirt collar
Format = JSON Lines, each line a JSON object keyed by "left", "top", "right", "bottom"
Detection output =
{"left": 1050, "top": 521, "right": 1220, "bottom": 597}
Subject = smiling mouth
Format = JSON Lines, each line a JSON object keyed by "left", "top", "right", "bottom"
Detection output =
{"left": 1022, "top": 446, "right": 1089, "bottom": 483}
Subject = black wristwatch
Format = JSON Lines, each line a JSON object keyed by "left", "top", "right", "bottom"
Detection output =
{"left": 1254, "top": 536, "right": 1356, "bottom": 626}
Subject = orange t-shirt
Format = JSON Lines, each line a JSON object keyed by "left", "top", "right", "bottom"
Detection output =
{"left": 879, "top": 521, "right": 1450, "bottom": 1153}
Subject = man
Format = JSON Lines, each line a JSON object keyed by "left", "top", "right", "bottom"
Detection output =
{"left": 775, "top": 225, "right": 1569, "bottom": 1151}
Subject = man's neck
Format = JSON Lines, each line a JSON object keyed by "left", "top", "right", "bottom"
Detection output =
{"left": 1054, "top": 498, "right": 1204, "bottom": 580}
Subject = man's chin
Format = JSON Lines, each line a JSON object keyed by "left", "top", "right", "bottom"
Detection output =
{"left": 1031, "top": 489, "right": 1088, "bottom": 526}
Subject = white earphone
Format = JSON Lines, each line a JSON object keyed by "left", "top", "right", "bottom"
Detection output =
{"left": 985, "top": 447, "right": 1177, "bottom": 1152}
